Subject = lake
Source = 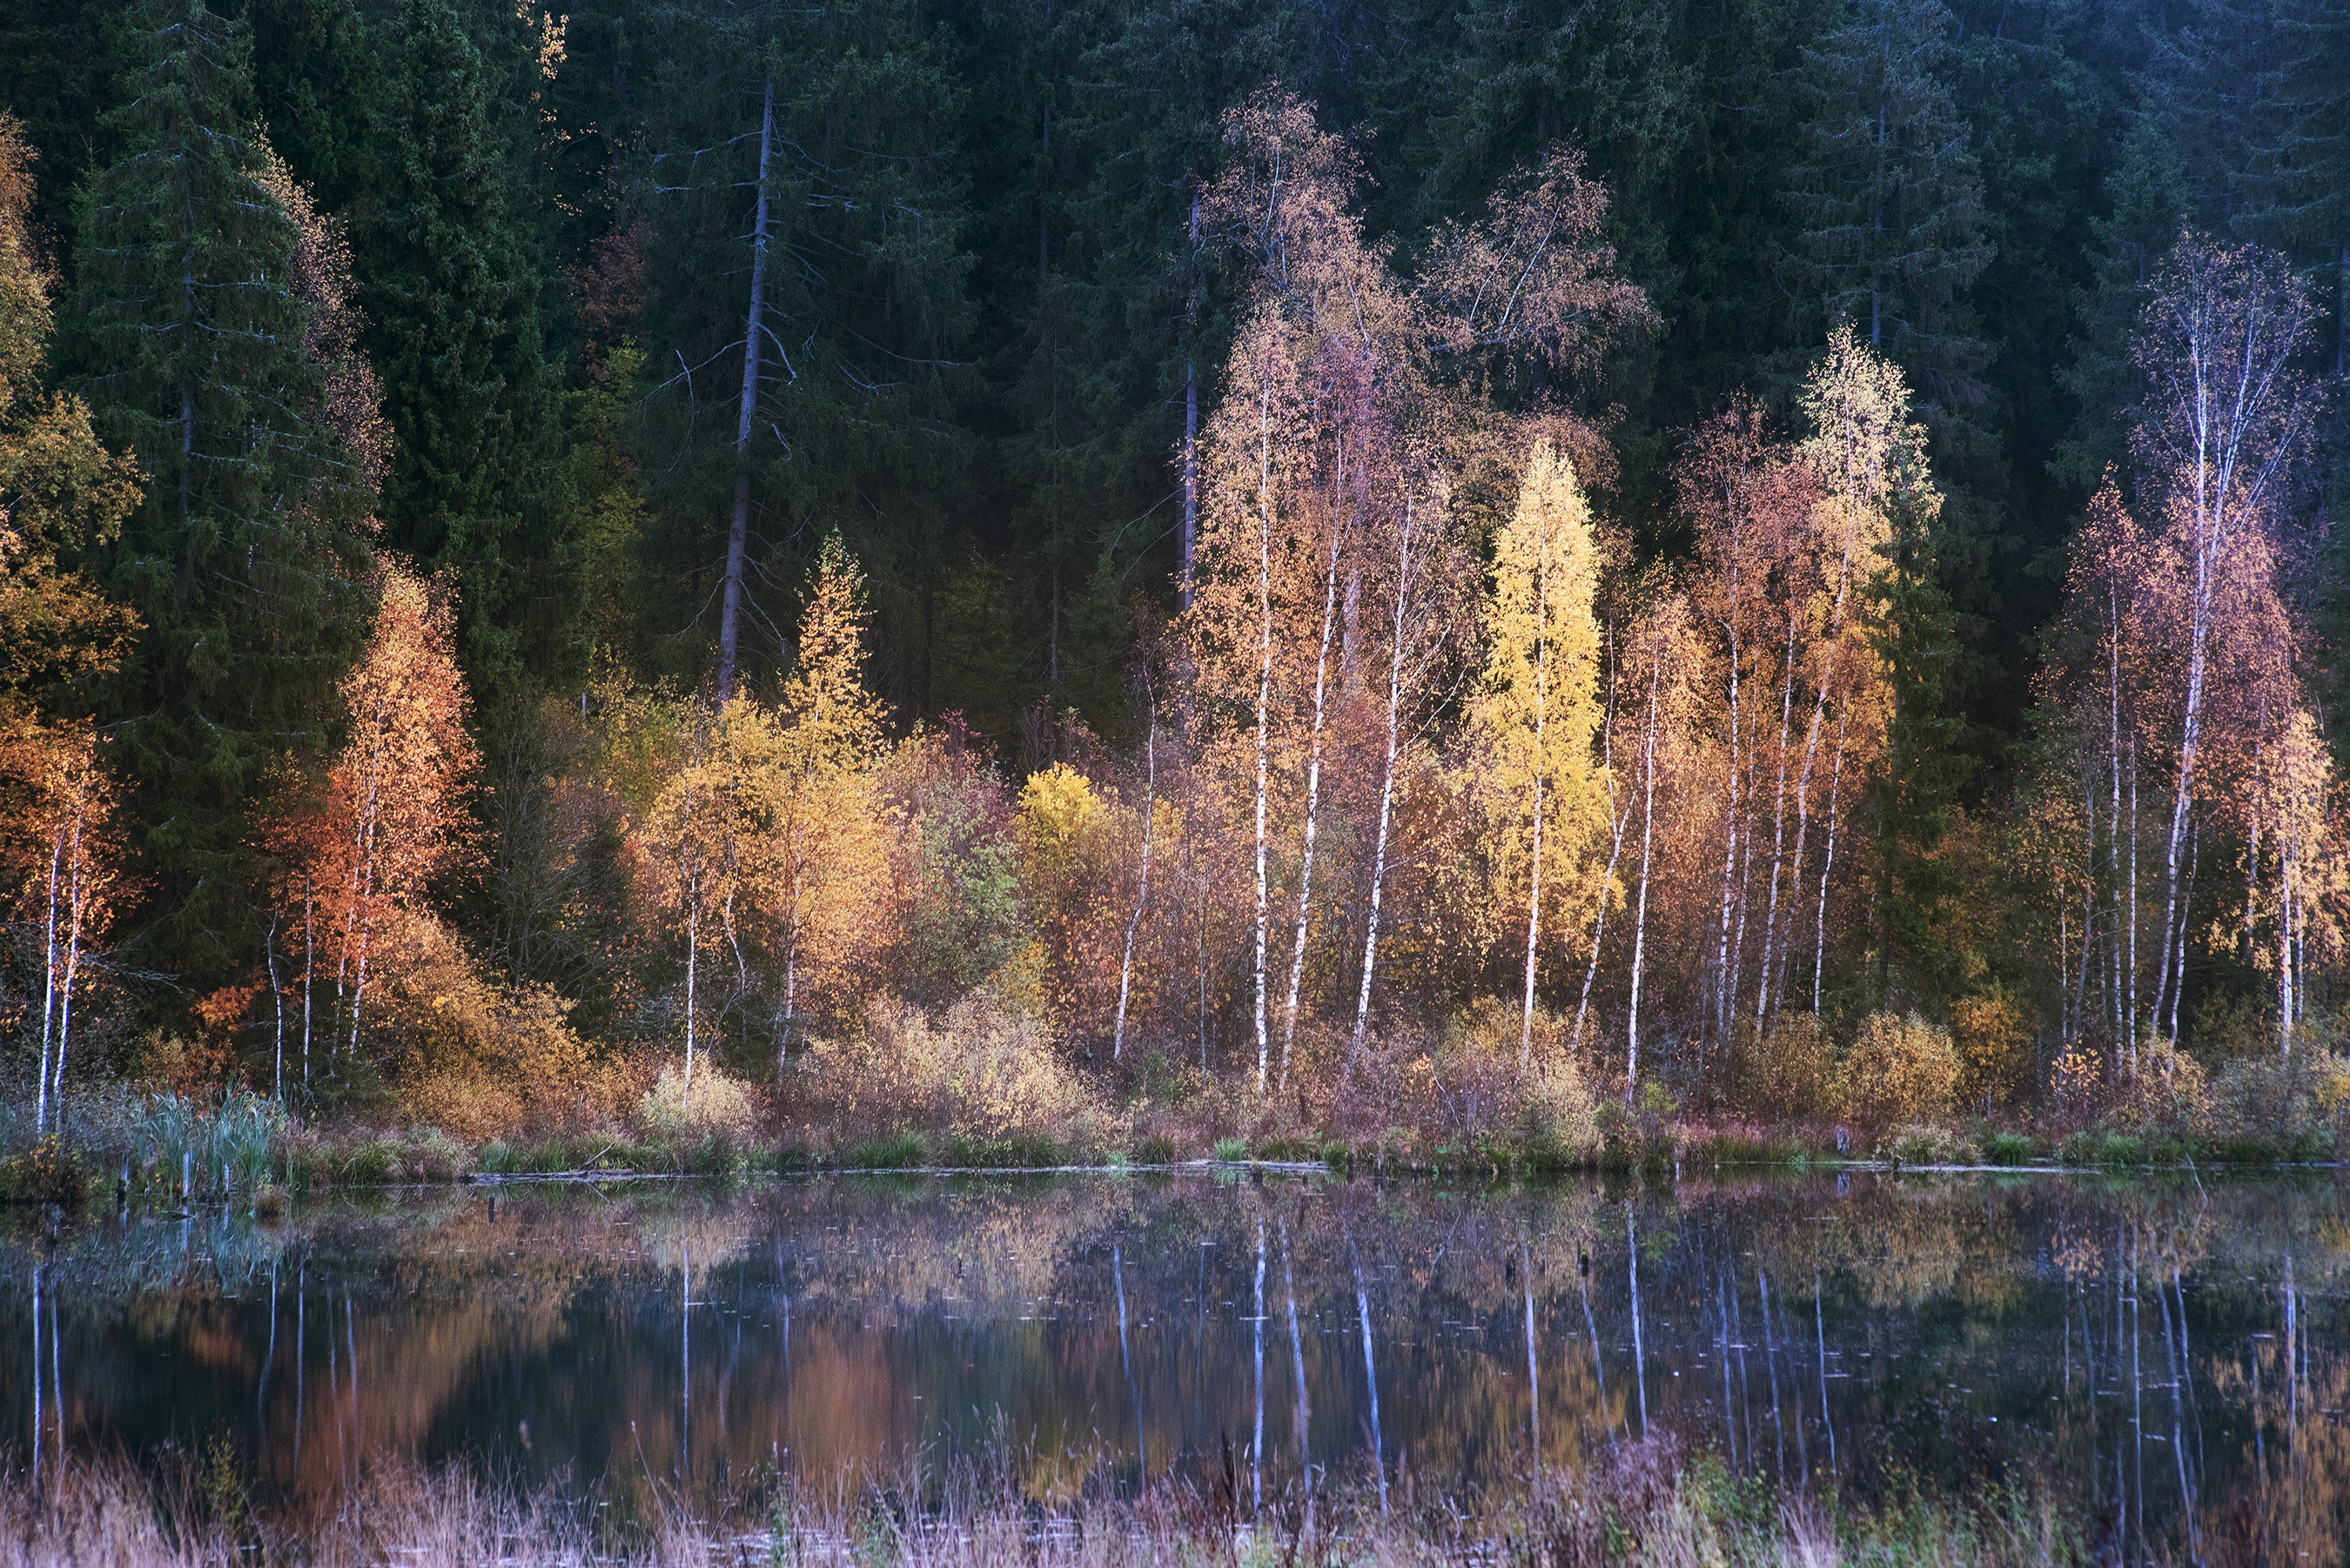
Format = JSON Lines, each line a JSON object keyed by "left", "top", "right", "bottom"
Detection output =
{"left": 4, "top": 1167, "right": 2345, "bottom": 1558}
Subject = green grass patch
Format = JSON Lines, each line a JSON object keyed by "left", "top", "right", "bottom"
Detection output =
{"left": 1981, "top": 1130, "right": 2034, "bottom": 1164}
{"left": 843, "top": 1130, "right": 929, "bottom": 1169}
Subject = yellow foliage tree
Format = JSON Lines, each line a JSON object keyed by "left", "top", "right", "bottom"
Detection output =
{"left": 1473, "top": 439, "right": 1607, "bottom": 1068}
{"left": 749, "top": 533, "right": 894, "bottom": 1059}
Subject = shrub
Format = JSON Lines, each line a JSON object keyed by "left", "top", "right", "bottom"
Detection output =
{"left": 1883, "top": 1122, "right": 1971, "bottom": 1165}
{"left": 1950, "top": 986, "right": 2031, "bottom": 1113}
{"left": 1421, "top": 999, "right": 1599, "bottom": 1159}
{"left": 128, "top": 1032, "right": 242, "bottom": 1100}
{"left": 2200, "top": 1049, "right": 2348, "bottom": 1151}
{"left": 790, "top": 993, "right": 1098, "bottom": 1145}
{"left": 1730, "top": 1013, "right": 1841, "bottom": 1121}
{"left": 2046, "top": 1044, "right": 2108, "bottom": 1125}
{"left": 2101, "top": 1037, "right": 2207, "bottom": 1132}
{"left": 1842, "top": 1012, "right": 1960, "bottom": 1130}
{"left": 637, "top": 1062, "right": 764, "bottom": 1145}
{"left": 0, "top": 1135, "right": 84, "bottom": 1206}
{"left": 385, "top": 917, "right": 645, "bottom": 1141}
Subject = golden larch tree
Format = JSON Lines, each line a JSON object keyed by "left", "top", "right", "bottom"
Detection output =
{"left": 1474, "top": 439, "right": 1606, "bottom": 1067}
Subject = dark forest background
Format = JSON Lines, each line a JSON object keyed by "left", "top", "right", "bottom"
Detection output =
{"left": 3, "top": 0, "right": 2345, "bottom": 989}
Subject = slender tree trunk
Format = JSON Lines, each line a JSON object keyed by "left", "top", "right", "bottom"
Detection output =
{"left": 1252, "top": 381, "right": 1276, "bottom": 1095}
{"left": 1283, "top": 469, "right": 1347, "bottom": 1087}
{"left": 2127, "top": 734, "right": 2139, "bottom": 1073}
{"left": 1713, "top": 596, "right": 1744, "bottom": 1051}
{"left": 2108, "top": 567, "right": 2126, "bottom": 1064}
{"left": 36, "top": 824, "right": 60, "bottom": 1136}
{"left": 1756, "top": 604, "right": 1801, "bottom": 1035}
{"left": 1196, "top": 868, "right": 1211, "bottom": 1075}
{"left": 2279, "top": 815, "right": 2294, "bottom": 1055}
{"left": 684, "top": 854, "right": 701, "bottom": 1100}
{"left": 1521, "top": 554, "right": 1549, "bottom": 1070}
{"left": 55, "top": 802, "right": 86, "bottom": 1118}
{"left": 1571, "top": 781, "right": 1630, "bottom": 1059}
{"left": 268, "top": 910, "right": 284, "bottom": 1102}
{"left": 716, "top": 77, "right": 777, "bottom": 700}
{"left": 302, "top": 875, "right": 315, "bottom": 1096}
{"left": 1572, "top": 620, "right": 1628, "bottom": 1056}
{"left": 714, "top": 77, "right": 780, "bottom": 700}
{"left": 1770, "top": 513, "right": 1859, "bottom": 1015}
{"left": 1353, "top": 497, "right": 1419, "bottom": 1057}
{"left": 2167, "top": 815, "right": 2198, "bottom": 1047}
{"left": 1812, "top": 705, "right": 1850, "bottom": 1015}
{"left": 1180, "top": 196, "right": 1200, "bottom": 611}
{"left": 1114, "top": 718, "right": 1157, "bottom": 1061}
{"left": 776, "top": 855, "right": 805, "bottom": 1075}
{"left": 346, "top": 722, "right": 386, "bottom": 1061}
{"left": 1626, "top": 638, "right": 1662, "bottom": 1100}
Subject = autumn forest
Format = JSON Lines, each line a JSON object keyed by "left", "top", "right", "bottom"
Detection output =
{"left": 3, "top": 0, "right": 2348, "bottom": 1170}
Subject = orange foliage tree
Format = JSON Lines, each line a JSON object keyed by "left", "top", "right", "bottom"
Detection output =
{"left": 275, "top": 564, "right": 480, "bottom": 1092}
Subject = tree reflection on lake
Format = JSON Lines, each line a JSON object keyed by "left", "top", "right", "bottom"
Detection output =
{"left": 5, "top": 1168, "right": 2347, "bottom": 1558}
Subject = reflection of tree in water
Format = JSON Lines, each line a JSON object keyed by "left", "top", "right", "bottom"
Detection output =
{"left": 4, "top": 1173, "right": 2347, "bottom": 1554}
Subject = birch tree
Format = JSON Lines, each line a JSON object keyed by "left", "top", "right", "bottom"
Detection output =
{"left": 2132, "top": 238, "right": 2319, "bottom": 1040}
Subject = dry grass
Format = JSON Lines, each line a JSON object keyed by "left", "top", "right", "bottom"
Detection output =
{"left": 0, "top": 1437, "right": 2092, "bottom": 1568}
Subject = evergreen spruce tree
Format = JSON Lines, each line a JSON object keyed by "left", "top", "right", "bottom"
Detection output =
{"left": 73, "top": 2, "right": 373, "bottom": 980}
{"left": 1784, "top": 0, "right": 1992, "bottom": 424}
{"left": 627, "top": 0, "right": 969, "bottom": 707}
{"left": 2051, "top": 114, "right": 2191, "bottom": 497}
{"left": 1866, "top": 469, "right": 1972, "bottom": 997}
{"left": 349, "top": 0, "right": 570, "bottom": 700}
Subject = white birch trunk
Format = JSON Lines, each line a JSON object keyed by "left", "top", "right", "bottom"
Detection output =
{"left": 1626, "top": 638, "right": 1662, "bottom": 1100}
{"left": 1353, "top": 496, "right": 1421, "bottom": 1056}
{"left": 36, "top": 824, "right": 60, "bottom": 1136}
{"left": 1282, "top": 467, "right": 1348, "bottom": 1086}
{"left": 1252, "top": 382, "right": 1276, "bottom": 1095}
{"left": 1812, "top": 705, "right": 1850, "bottom": 1015}
{"left": 1114, "top": 718, "right": 1157, "bottom": 1061}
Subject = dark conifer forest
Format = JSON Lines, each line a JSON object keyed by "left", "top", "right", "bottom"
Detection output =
{"left": 3, "top": 0, "right": 2347, "bottom": 1157}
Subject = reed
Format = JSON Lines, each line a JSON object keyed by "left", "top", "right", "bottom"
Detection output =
{"left": 0, "top": 1437, "right": 2087, "bottom": 1568}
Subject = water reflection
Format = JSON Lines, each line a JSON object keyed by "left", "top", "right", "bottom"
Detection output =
{"left": 3, "top": 1169, "right": 2347, "bottom": 1558}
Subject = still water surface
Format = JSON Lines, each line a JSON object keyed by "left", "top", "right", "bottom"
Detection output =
{"left": 4, "top": 1168, "right": 2347, "bottom": 1554}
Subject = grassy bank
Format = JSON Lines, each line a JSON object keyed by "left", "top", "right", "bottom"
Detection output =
{"left": 0, "top": 1437, "right": 2095, "bottom": 1567}
{"left": 7, "top": 1015, "right": 2346, "bottom": 1210}
{"left": 3, "top": 1094, "right": 2341, "bottom": 1213}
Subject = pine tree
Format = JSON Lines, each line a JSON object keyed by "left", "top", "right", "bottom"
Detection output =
{"left": 73, "top": 3, "right": 375, "bottom": 980}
